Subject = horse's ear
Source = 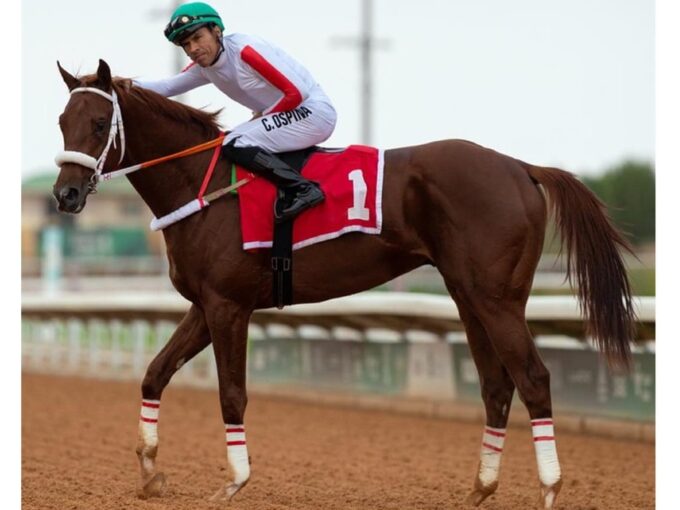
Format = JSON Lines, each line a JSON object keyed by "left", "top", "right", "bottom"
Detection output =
{"left": 96, "top": 59, "right": 112, "bottom": 91}
{"left": 57, "top": 61, "right": 79, "bottom": 91}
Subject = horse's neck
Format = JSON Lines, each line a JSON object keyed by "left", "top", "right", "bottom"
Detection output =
{"left": 119, "top": 100, "right": 226, "bottom": 219}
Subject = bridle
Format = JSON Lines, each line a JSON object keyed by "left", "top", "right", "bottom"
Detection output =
{"left": 53, "top": 84, "right": 253, "bottom": 230}
{"left": 54, "top": 87, "right": 126, "bottom": 194}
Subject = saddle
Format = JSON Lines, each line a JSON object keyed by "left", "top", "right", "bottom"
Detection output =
{"left": 233, "top": 144, "right": 383, "bottom": 310}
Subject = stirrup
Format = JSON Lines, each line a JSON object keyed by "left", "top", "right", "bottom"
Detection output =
{"left": 274, "top": 186, "right": 325, "bottom": 223}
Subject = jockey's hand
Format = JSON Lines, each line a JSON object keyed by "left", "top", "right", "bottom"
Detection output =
{"left": 250, "top": 111, "right": 263, "bottom": 121}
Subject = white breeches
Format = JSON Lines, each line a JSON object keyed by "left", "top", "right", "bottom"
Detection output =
{"left": 224, "top": 97, "right": 337, "bottom": 152}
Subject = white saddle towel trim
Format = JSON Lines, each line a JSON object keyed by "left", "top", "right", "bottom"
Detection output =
{"left": 55, "top": 150, "right": 97, "bottom": 170}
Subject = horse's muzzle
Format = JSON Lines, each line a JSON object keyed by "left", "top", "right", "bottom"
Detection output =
{"left": 53, "top": 185, "right": 87, "bottom": 213}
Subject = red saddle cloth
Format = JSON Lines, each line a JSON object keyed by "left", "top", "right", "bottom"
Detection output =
{"left": 236, "top": 145, "right": 383, "bottom": 251}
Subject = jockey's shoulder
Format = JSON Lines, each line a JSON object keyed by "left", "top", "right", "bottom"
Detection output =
{"left": 226, "top": 33, "right": 274, "bottom": 51}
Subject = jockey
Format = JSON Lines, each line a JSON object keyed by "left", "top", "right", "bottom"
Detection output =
{"left": 134, "top": 2, "right": 336, "bottom": 222}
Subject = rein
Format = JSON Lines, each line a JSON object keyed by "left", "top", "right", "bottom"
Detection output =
{"left": 55, "top": 85, "right": 253, "bottom": 230}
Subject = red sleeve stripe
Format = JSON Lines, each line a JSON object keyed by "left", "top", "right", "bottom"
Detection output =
{"left": 182, "top": 62, "right": 196, "bottom": 73}
{"left": 240, "top": 45, "right": 302, "bottom": 113}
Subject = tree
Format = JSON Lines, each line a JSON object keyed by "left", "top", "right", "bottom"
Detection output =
{"left": 582, "top": 160, "right": 655, "bottom": 246}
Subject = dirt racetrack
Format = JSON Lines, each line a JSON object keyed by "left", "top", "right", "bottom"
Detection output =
{"left": 22, "top": 373, "right": 654, "bottom": 509}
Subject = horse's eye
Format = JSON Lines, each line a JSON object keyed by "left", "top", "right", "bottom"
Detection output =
{"left": 94, "top": 119, "right": 107, "bottom": 134}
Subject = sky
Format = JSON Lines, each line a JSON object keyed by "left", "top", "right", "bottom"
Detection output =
{"left": 22, "top": 0, "right": 654, "bottom": 180}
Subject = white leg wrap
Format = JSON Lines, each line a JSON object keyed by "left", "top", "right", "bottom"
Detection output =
{"left": 477, "top": 426, "right": 506, "bottom": 487}
{"left": 225, "top": 424, "right": 250, "bottom": 485}
{"left": 139, "top": 399, "right": 160, "bottom": 447}
{"left": 531, "top": 418, "right": 561, "bottom": 487}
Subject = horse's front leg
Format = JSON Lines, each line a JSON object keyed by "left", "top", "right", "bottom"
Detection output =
{"left": 202, "top": 298, "right": 252, "bottom": 502}
{"left": 136, "top": 304, "right": 211, "bottom": 499}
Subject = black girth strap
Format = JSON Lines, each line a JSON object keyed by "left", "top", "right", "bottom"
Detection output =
{"left": 272, "top": 189, "right": 294, "bottom": 309}
{"left": 270, "top": 148, "right": 316, "bottom": 309}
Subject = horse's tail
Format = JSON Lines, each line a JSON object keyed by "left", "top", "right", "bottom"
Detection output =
{"left": 526, "top": 164, "right": 636, "bottom": 369}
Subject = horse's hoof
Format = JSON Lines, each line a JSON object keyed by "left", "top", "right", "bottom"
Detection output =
{"left": 136, "top": 472, "right": 166, "bottom": 499}
{"left": 465, "top": 478, "right": 497, "bottom": 506}
{"left": 209, "top": 480, "right": 248, "bottom": 503}
{"left": 538, "top": 479, "right": 562, "bottom": 509}
{"left": 465, "top": 486, "right": 496, "bottom": 507}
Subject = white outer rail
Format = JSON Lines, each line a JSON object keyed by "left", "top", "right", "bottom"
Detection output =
{"left": 21, "top": 291, "right": 655, "bottom": 323}
{"left": 20, "top": 292, "right": 656, "bottom": 440}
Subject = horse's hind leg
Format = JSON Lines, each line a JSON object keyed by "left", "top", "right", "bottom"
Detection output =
{"left": 465, "top": 294, "right": 562, "bottom": 509}
{"left": 136, "top": 304, "right": 211, "bottom": 499}
{"left": 450, "top": 295, "right": 516, "bottom": 506}
{"left": 434, "top": 234, "right": 560, "bottom": 505}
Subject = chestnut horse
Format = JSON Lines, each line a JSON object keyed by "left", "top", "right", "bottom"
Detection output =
{"left": 53, "top": 60, "right": 634, "bottom": 509}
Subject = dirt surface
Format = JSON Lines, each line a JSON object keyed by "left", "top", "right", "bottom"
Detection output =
{"left": 22, "top": 373, "right": 654, "bottom": 510}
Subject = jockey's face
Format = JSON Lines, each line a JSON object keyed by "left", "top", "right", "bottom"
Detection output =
{"left": 179, "top": 26, "right": 222, "bottom": 67}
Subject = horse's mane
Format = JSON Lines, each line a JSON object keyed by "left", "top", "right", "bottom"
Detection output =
{"left": 78, "top": 74, "right": 222, "bottom": 138}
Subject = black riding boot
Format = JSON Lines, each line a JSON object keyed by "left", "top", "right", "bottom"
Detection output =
{"left": 222, "top": 141, "right": 324, "bottom": 222}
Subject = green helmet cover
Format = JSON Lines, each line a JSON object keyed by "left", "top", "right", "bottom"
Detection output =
{"left": 164, "top": 2, "right": 225, "bottom": 43}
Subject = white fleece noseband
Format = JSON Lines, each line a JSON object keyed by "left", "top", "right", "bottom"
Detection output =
{"left": 54, "top": 150, "right": 97, "bottom": 170}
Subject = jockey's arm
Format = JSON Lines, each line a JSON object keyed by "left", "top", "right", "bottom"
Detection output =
{"left": 132, "top": 65, "right": 210, "bottom": 98}
{"left": 239, "top": 44, "right": 311, "bottom": 115}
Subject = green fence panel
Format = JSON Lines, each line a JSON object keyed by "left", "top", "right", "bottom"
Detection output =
{"left": 450, "top": 339, "right": 654, "bottom": 421}
{"left": 38, "top": 227, "right": 151, "bottom": 258}
{"left": 248, "top": 339, "right": 408, "bottom": 395}
{"left": 248, "top": 338, "right": 302, "bottom": 384}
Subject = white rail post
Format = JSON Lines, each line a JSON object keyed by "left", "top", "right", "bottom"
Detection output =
{"left": 48, "top": 319, "right": 61, "bottom": 370}
{"left": 132, "top": 320, "right": 149, "bottom": 378}
{"left": 87, "top": 319, "right": 103, "bottom": 376}
{"left": 110, "top": 319, "right": 123, "bottom": 373}
{"left": 67, "top": 318, "right": 82, "bottom": 373}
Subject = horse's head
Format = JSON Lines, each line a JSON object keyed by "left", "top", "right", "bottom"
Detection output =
{"left": 53, "top": 59, "right": 123, "bottom": 213}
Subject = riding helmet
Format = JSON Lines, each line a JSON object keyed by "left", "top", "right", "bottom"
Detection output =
{"left": 164, "top": 2, "right": 225, "bottom": 44}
